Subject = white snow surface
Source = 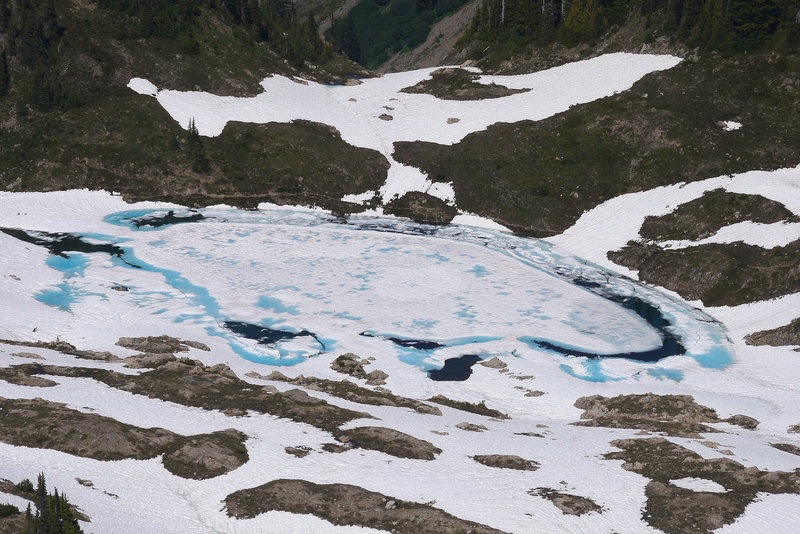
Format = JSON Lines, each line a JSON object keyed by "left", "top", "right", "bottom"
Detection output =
{"left": 0, "top": 182, "right": 799, "bottom": 533}
{"left": 131, "top": 53, "right": 681, "bottom": 203}
{"left": 127, "top": 77, "right": 158, "bottom": 97}
{"left": 670, "top": 477, "right": 728, "bottom": 493}
{"left": 0, "top": 54, "right": 797, "bottom": 534}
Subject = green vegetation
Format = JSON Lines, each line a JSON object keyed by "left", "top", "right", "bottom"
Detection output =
{"left": 0, "top": 0, "right": 381, "bottom": 211}
{"left": 639, "top": 189, "right": 799, "bottom": 241}
{"left": 462, "top": 0, "right": 800, "bottom": 60}
{"left": 399, "top": 67, "right": 528, "bottom": 100}
{"left": 0, "top": 504, "right": 19, "bottom": 519}
{"left": 331, "top": 0, "right": 471, "bottom": 67}
{"left": 609, "top": 240, "right": 800, "bottom": 306}
{"left": 394, "top": 52, "right": 800, "bottom": 236}
{"left": 21, "top": 473, "right": 83, "bottom": 534}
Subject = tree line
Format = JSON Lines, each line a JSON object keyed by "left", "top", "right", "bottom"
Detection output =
{"left": 0, "top": 0, "right": 333, "bottom": 112}
{"left": 463, "top": 0, "right": 800, "bottom": 51}
{"left": 0, "top": 473, "right": 84, "bottom": 534}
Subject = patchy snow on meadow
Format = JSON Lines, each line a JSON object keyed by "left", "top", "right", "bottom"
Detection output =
{"left": 129, "top": 53, "right": 681, "bottom": 205}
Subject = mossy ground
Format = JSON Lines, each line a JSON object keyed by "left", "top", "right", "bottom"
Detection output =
{"left": 639, "top": 189, "right": 799, "bottom": 241}
{"left": 0, "top": 1, "right": 381, "bottom": 212}
{"left": 399, "top": 67, "right": 528, "bottom": 100}
{"left": 394, "top": 52, "right": 800, "bottom": 236}
{"left": 610, "top": 240, "right": 800, "bottom": 306}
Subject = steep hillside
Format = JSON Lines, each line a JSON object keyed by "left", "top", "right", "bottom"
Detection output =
{"left": 0, "top": 0, "right": 379, "bottom": 212}
{"left": 456, "top": 0, "right": 800, "bottom": 70}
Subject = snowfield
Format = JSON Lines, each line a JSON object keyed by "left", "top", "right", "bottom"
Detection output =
{"left": 0, "top": 54, "right": 798, "bottom": 533}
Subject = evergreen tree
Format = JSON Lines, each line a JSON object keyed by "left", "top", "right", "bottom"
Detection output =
{"left": 24, "top": 504, "right": 35, "bottom": 534}
{"left": 306, "top": 13, "right": 323, "bottom": 55}
{"left": 340, "top": 16, "right": 361, "bottom": 62}
{"left": 22, "top": 474, "right": 83, "bottom": 534}
{"left": 728, "top": 0, "right": 782, "bottom": 49}
{"left": 36, "top": 473, "right": 48, "bottom": 534}
{"left": 187, "top": 118, "right": 211, "bottom": 173}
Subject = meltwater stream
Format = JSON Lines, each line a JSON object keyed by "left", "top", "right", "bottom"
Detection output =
{"left": 1, "top": 206, "right": 734, "bottom": 382}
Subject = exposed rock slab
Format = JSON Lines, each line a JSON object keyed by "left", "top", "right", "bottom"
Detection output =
{"left": 472, "top": 455, "right": 540, "bottom": 471}
{"left": 116, "top": 335, "right": 210, "bottom": 354}
{"left": 224, "top": 479, "right": 507, "bottom": 533}
{"left": 428, "top": 395, "right": 509, "bottom": 419}
{"left": 605, "top": 437, "right": 800, "bottom": 534}
{"left": 771, "top": 443, "right": 800, "bottom": 456}
{"left": 0, "top": 396, "right": 248, "bottom": 480}
{"left": 162, "top": 429, "right": 249, "bottom": 480}
{"left": 745, "top": 317, "right": 800, "bottom": 348}
{"left": 264, "top": 373, "right": 440, "bottom": 415}
{"left": 333, "top": 426, "right": 441, "bottom": 460}
{"left": 574, "top": 394, "right": 721, "bottom": 437}
{"left": 528, "top": 488, "right": 602, "bottom": 516}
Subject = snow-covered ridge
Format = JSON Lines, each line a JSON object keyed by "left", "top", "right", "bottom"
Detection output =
{"left": 128, "top": 53, "right": 682, "bottom": 205}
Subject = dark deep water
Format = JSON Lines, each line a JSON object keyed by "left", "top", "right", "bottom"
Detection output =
{"left": 428, "top": 354, "right": 482, "bottom": 381}
{"left": 223, "top": 321, "right": 323, "bottom": 347}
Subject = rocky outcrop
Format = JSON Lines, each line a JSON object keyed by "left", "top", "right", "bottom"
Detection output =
{"left": 638, "top": 189, "right": 798, "bottom": 242}
{"left": 117, "top": 335, "right": 210, "bottom": 354}
{"left": 472, "top": 455, "right": 540, "bottom": 471}
{"left": 528, "top": 488, "right": 602, "bottom": 516}
{"left": 574, "top": 394, "right": 722, "bottom": 437}
{"left": 259, "top": 372, "right": 440, "bottom": 415}
{"left": 609, "top": 240, "right": 800, "bottom": 307}
{"left": 744, "top": 318, "right": 800, "bottom": 348}
{"left": 0, "top": 396, "right": 247, "bottom": 479}
{"left": 333, "top": 426, "right": 441, "bottom": 460}
{"left": 162, "top": 429, "right": 249, "bottom": 480}
{"left": 605, "top": 437, "right": 800, "bottom": 534}
{"left": 225, "top": 479, "right": 507, "bottom": 533}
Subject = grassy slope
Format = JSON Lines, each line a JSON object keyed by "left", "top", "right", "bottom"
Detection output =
{"left": 0, "top": 1, "right": 384, "bottom": 211}
{"left": 394, "top": 51, "right": 800, "bottom": 237}
{"left": 638, "top": 188, "right": 799, "bottom": 241}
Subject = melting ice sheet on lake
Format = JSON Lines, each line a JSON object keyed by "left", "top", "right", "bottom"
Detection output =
{"left": 0, "top": 197, "right": 732, "bottom": 382}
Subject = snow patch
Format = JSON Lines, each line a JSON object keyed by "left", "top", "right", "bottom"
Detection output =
{"left": 722, "top": 121, "right": 742, "bottom": 131}
{"left": 661, "top": 220, "right": 800, "bottom": 250}
{"left": 451, "top": 212, "right": 511, "bottom": 232}
{"left": 127, "top": 78, "right": 158, "bottom": 97}
{"left": 670, "top": 477, "right": 728, "bottom": 493}
{"left": 341, "top": 190, "right": 376, "bottom": 204}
